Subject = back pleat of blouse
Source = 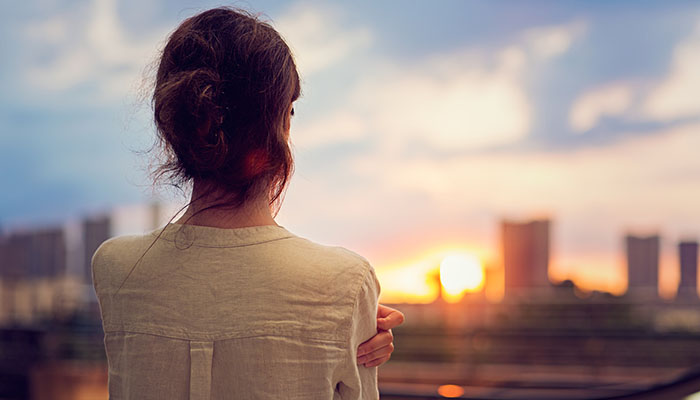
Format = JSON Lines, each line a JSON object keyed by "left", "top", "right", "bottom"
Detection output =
{"left": 189, "top": 341, "right": 214, "bottom": 400}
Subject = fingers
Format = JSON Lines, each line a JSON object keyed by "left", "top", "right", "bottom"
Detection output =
{"left": 363, "top": 354, "right": 391, "bottom": 368}
{"left": 376, "top": 305, "right": 405, "bottom": 331}
{"left": 356, "top": 305, "right": 404, "bottom": 368}
{"left": 357, "top": 342, "right": 394, "bottom": 367}
{"left": 358, "top": 329, "right": 393, "bottom": 357}
{"left": 377, "top": 304, "right": 398, "bottom": 318}
{"left": 357, "top": 329, "right": 394, "bottom": 367}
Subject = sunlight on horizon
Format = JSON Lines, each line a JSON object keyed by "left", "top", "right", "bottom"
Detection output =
{"left": 439, "top": 253, "right": 485, "bottom": 303}
{"left": 374, "top": 245, "right": 495, "bottom": 304}
{"left": 373, "top": 238, "right": 689, "bottom": 304}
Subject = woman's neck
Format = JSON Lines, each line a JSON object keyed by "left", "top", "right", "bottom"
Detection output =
{"left": 175, "top": 182, "right": 277, "bottom": 229}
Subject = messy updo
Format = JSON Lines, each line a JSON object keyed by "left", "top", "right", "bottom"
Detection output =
{"left": 152, "top": 7, "right": 300, "bottom": 210}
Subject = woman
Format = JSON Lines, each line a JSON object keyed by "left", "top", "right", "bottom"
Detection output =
{"left": 91, "top": 7, "right": 403, "bottom": 400}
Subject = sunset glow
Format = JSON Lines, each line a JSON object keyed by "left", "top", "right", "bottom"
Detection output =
{"left": 374, "top": 243, "right": 494, "bottom": 304}
{"left": 439, "top": 253, "right": 485, "bottom": 302}
{"left": 374, "top": 242, "right": 688, "bottom": 304}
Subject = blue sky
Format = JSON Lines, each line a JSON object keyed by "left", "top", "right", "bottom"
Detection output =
{"left": 2, "top": 0, "right": 700, "bottom": 296}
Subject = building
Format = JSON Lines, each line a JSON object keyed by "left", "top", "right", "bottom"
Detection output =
{"left": 678, "top": 241, "right": 698, "bottom": 301}
{"left": 0, "top": 228, "right": 66, "bottom": 280}
{"left": 0, "top": 233, "right": 27, "bottom": 281}
{"left": 82, "top": 216, "right": 111, "bottom": 285}
{"left": 625, "top": 234, "right": 659, "bottom": 300}
{"left": 502, "top": 219, "right": 551, "bottom": 299}
{"left": 0, "top": 203, "right": 170, "bottom": 326}
{"left": 0, "top": 227, "right": 67, "bottom": 324}
{"left": 31, "top": 228, "right": 67, "bottom": 279}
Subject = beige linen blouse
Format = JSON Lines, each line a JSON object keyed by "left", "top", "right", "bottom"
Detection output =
{"left": 91, "top": 223, "right": 380, "bottom": 399}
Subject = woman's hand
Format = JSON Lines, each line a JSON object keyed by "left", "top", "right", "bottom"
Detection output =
{"left": 357, "top": 304, "right": 405, "bottom": 367}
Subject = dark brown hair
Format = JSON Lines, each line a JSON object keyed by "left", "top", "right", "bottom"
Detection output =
{"left": 152, "top": 7, "right": 300, "bottom": 210}
{"left": 116, "top": 8, "right": 301, "bottom": 295}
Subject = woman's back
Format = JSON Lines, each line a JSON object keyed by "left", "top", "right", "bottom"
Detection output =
{"left": 92, "top": 223, "right": 380, "bottom": 399}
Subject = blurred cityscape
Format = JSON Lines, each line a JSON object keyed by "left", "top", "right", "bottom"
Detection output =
{"left": 1, "top": 205, "right": 699, "bottom": 399}
{"left": 382, "top": 220, "right": 700, "bottom": 399}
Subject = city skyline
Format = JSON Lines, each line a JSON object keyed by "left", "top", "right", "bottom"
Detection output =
{"left": 2, "top": 202, "right": 698, "bottom": 306}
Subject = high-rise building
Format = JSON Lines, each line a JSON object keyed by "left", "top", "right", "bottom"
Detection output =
{"left": 0, "top": 228, "right": 66, "bottom": 280}
{"left": 83, "top": 216, "right": 111, "bottom": 285}
{"left": 0, "top": 233, "right": 25, "bottom": 280}
{"left": 625, "top": 234, "right": 659, "bottom": 299}
{"left": 0, "top": 227, "right": 67, "bottom": 324}
{"left": 502, "top": 219, "right": 551, "bottom": 298}
{"left": 30, "top": 228, "right": 67, "bottom": 278}
{"left": 678, "top": 241, "right": 698, "bottom": 300}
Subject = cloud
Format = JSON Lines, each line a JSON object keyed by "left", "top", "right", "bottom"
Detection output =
{"left": 293, "top": 21, "right": 587, "bottom": 152}
{"left": 274, "top": 4, "right": 372, "bottom": 77}
{"left": 569, "top": 83, "right": 634, "bottom": 133}
{"left": 24, "top": 15, "right": 69, "bottom": 44}
{"left": 23, "top": 1, "right": 371, "bottom": 104}
{"left": 290, "top": 19, "right": 588, "bottom": 152}
{"left": 642, "top": 20, "right": 700, "bottom": 121}
{"left": 353, "top": 60, "right": 532, "bottom": 152}
{"left": 22, "top": 0, "right": 167, "bottom": 103}
{"left": 521, "top": 20, "right": 587, "bottom": 59}
{"left": 293, "top": 56, "right": 533, "bottom": 151}
{"left": 292, "top": 111, "right": 368, "bottom": 149}
{"left": 569, "top": 17, "right": 700, "bottom": 131}
{"left": 368, "top": 122, "right": 700, "bottom": 221}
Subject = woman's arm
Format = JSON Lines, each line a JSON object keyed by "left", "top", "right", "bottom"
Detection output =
{"left": 357, "top": 304, "right": 405, "bottom": 367}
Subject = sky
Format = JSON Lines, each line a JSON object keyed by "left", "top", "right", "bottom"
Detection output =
{"left": 2, "top": 0, "right": 700, "bottom": 302}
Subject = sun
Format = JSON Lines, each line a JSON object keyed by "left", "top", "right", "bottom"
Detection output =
{"left": 439, "top": 253, "right": 485, "bottom": 300}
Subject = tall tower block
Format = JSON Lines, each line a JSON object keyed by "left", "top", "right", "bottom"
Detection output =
{"left": 502, "top": 219, "right": 551, "bottom": 299}
{"left": 678, "top": 241, "right": 698, "bottom": 301}
{"left": 83, "top": 216, "right": 111, "bottom": 285}
{"left": 625, "top": 235, "right": 659, "bottom": 300}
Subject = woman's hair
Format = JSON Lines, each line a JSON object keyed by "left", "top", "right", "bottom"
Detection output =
{"left": 116, "top": 8, "right": 299, "bottom": 295}
{"left": 152, "top": 7, "right": 300, "bottom": 210}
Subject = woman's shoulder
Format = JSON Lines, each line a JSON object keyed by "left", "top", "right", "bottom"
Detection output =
{"left": 289, "top": 235, "right": 370, "bottom": 264}
{"left": 275, "top": 234, "right": 380, "bottom": 298}
{"left": 278, "top": 233, "right": 373, "bottom": 276}
{"left": 90, "top": 230, "right": 158, "bottom": 290}
{"left": 91, "top": 231, "right": 154, "bottom": 267}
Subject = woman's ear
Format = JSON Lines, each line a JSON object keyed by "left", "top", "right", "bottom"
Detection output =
{"left": 283, "top": 103, "right": 293, "bottom": 139}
